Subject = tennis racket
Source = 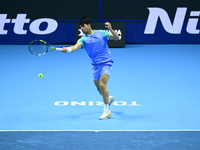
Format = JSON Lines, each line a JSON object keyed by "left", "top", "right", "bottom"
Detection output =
{"left": 29, "top": 39, "right": 62, "bottom": 56}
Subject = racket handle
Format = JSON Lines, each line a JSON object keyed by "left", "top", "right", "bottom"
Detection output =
{"left": 55, "top": 48, "right": 62, "bottom": 51}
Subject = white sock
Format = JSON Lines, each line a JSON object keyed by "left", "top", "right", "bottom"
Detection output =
{"left": 104, "top": 104, "right": 109, "bottom": 111}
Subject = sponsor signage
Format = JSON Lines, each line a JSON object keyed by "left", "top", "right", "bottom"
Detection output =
{"left": 145, "top": 7, "right": 200, "bottom": 34}
{"left": 126, "top": 7, "right": 200, "bottom": 44}
{"left": 75, "top": 22, "right": 125, "bottom": 47}
{"left": 0, "top": 14, "right": 58, "bottom": 35}
{"left": 0, "top": 13, "right": 75, "bottom": 44}
{"left": 0, "top": 6, "right": 200, "bottom": 44}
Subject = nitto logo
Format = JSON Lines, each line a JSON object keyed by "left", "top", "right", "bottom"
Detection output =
{"left": 145, "top": 7, "right": 200, "bottom": 34}
{"left": 54, "top": 101, "right": 141, "bottom": 106}
{"left": 0, "top": 14, "right": 58, "bottom": 35}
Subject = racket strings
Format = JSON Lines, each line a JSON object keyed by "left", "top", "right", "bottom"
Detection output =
{"left": 29, "top": 40, "right": 48, "bottom": 55}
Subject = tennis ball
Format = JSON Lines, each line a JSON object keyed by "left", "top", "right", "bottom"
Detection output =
{"left": 38, "top": 73, "right": 43, "bottom": 78}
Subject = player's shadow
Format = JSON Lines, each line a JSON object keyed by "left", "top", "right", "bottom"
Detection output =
{"left": 65, "top": 111, "right": 100, "bottom": 119}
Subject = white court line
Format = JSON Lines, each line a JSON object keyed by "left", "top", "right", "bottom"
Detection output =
{"left": 0, "top": 130, "right": 200, "bottom": 132}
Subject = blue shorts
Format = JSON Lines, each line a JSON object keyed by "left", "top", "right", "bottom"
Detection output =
{"left": 92, "top": 64, "right": 112, "bottom": 80}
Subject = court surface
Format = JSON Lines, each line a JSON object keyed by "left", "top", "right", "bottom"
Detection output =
{"left": 0, "top": 44, "right": 200, "bottom": 149}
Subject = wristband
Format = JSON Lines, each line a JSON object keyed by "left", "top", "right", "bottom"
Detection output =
{"left": 67, "top": 47, "right": 72, "bottom": 53}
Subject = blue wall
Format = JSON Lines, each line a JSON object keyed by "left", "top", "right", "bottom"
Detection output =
{"left": 0, "top": 0, "right": 200, "bottom": 44}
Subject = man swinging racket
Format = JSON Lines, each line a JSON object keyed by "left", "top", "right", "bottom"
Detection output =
{"left": 61, "top": 17, "right": 119, "bottom": 120}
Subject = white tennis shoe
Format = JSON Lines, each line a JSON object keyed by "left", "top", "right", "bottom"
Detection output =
{"left": 99, "top": 109, "right": 112, "bottom": 120}
{"left": 99, "top": 96, "right": 114, "bottom": 120}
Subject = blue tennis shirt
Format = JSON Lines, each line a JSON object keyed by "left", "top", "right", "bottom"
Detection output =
{"left": 77, "top": 30, "right": 113, "bottom": 65}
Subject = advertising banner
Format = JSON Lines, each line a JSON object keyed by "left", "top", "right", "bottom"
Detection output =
{"left": 75, "top": 22, "right": 125, "bottom": 47}
{"left": 0, "top": 0, "right": 200, "bottom": 44}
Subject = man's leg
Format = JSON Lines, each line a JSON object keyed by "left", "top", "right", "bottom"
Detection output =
{"left": 99, "top": 74, "right": 109, "bottom": 105}
{"left": 94, "top": 80, "right": 102, "bottom": 95}
{"left": 93, "top": 64, "right": 114, "bottom": 120}
{"left": 94, "top": 75, "right": 115, "bottom": 107}
{"left": 94, "top": 74, "right": 113, "bottom": 120}
{"left": 94, "top": 74, "right": 109, "bottom": 104}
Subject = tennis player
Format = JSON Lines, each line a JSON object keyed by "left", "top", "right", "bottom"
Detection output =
{"left": 61, "top": 17, "right": 119, "bottom": 120}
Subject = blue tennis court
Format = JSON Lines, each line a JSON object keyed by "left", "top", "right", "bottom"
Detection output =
{"left": 0, "top": 44, "right": 200, "bottom": 149}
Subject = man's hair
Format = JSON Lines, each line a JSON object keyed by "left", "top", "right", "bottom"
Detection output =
{"left": 79, "top": 17, "right": 91, "bottom": 26}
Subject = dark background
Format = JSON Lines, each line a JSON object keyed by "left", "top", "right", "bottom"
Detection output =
{"left": 1, "top": 0, "right": 199, "bottom": 20}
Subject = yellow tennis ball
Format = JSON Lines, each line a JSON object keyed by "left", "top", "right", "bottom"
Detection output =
{"left": 38, "top": 73, "right": 43, "bottom": 78}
